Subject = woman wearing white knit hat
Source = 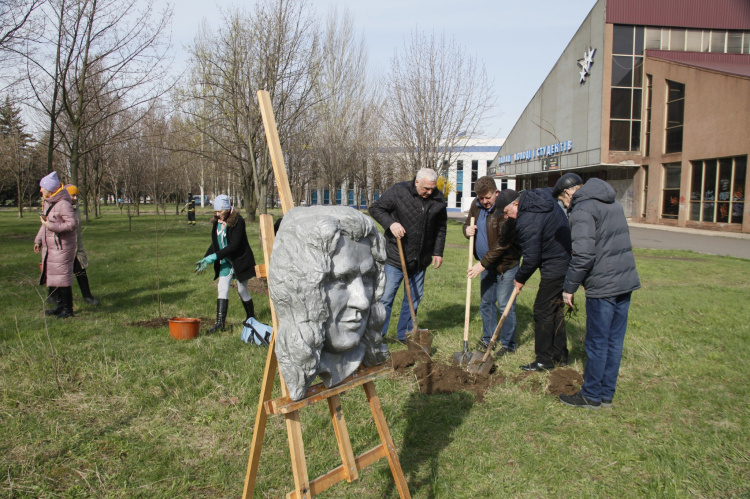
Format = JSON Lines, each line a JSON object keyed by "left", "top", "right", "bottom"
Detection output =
{"left": 194, "top": 195, "right": 258, "bottom": 333}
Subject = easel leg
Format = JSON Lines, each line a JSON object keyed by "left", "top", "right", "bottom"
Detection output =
{"left": 286, "top": 410, "right": 310, "bottom": 499}
{"left": 328, "top": 394, "right": 358, "bottom": 482}
{"left": 363, "top": 381, "right": 411, "bottom": 499}
{"left": 242, "top": 338, "right": 279, "bottom": 499}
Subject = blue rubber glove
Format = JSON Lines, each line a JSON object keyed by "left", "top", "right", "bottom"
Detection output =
{"left": 194, "top": 253, "right": 217, "bottom": 274}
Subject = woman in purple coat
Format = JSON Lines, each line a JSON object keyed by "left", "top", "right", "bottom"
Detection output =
{"left": 33, "top": 171, "right": 78, "bottom": 318}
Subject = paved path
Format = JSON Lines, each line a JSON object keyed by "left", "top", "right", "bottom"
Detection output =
{"left": 447, "top": 212, "right": 750, "bottom": 260}
{"left": 628, "top": 223, "right": 750, "bottom": 260}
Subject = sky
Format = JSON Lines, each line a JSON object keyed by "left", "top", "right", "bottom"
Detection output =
{"left": 166, "top": 0, "right": 598, "bottom": 139}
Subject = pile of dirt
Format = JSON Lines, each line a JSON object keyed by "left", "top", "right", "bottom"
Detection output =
{"left": 546, "top": 368, "right": 584, "bottom": 396}
{"left": 247, "top": 278, "right": 268, "bottom": 295}
{"left": 389, "top": 342, "right": 583, "bottom": 402}
{"left": 414, "top": 360, "right": 504, "bottom": 402}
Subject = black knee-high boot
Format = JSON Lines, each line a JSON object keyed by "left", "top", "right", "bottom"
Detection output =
{"left": 207, "top": 299, "right": 229, "bottom": 333}
{"left": 76, "top": 269, "right": 99, "bottom": 305}
{"left": 45, "top": 287, "right": 62, "bottom": 316}
{"left": 241, "top": 298, "right": 255, "bottom": 321}
{"left": 56, "top": 286, "right": 75, "bottom": 319}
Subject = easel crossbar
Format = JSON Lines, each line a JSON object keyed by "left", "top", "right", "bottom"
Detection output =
{"left": 286, "top": 444, "right": 387, "bottom": 499}
{"left": 265, "top": 364, "right": 392, "bottom": 415}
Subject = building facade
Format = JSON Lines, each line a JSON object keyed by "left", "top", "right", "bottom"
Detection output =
{"left": 489, "top": 0, "right": 750, "bottom": 233}
{"left": 444, "top": 137, "right": 512, "bottom": 212}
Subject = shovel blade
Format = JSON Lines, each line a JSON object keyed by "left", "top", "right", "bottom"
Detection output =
{"left": 466, "top": 350, "right": 494, "bottom": 375}
{"left": 453, "top": 350, "right": 471, "bottom": 366}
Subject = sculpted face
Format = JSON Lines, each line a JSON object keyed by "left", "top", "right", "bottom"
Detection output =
{"left": 323, "top": 235, "right": 376, "bottom": 352}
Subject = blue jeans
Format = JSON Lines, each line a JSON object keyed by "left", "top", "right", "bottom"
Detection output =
{"left": 580, "top": 292, "right": 632, "bottom": 402}
{"left": 479, "top": 264, "right": 518, "bottom": 349}
{"left": 380, "top": 263, "right": 425, "bottom": 340}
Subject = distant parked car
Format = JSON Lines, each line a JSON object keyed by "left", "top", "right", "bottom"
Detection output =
{"left": 193, "top": 195, "right": 211, "bottom": 207}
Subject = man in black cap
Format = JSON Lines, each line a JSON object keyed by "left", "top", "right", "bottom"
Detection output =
{"left": 462, "top": 177, "right": 522, "bottom": 353}
{"left": 554, "top": 176, "right": 640, "bottom": 409}
{"left": 503, "top": 180, "right": 572, "bottom": 371}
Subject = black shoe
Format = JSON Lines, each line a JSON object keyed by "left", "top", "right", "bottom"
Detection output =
{"left": 83, "top": 296, "right": 99, "bottom": 305}
{"left": 45, "top": 287, "right": 62, "bottom": 315}
{"left": 520, "top": 361, "right": 554, "bottom": 371}
{"left": 556, "top": 359, "right": 569, "bottom": 368}
{"left": 477, "top": 340, "right": 494, "bottom": 352}
{"left": 495, "top": 347, "right": 514, "bottom": 358}
{"left": 241, "top": 298, "right": 255, "bottom": 322}
{"left": 55, "top": 287, "right": 75, "bottom": 319}
{"left": 559, "top": 392, "right": 601, "bottom": 409}
{"left": 207, "top": 298, "right": 229, "bottom": 333}
{"left": 601, "top": 399, "right": 613, "bottom": 408}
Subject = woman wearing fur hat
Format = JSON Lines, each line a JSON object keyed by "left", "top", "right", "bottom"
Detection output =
{"left": 194, "top": 195, "right": 257, "bottom": 333}
{"left": 64, "top": 184, "right": 99, "bottom": 305}
{"left": 33, "top": 171, "right": 78, "bottom": 318}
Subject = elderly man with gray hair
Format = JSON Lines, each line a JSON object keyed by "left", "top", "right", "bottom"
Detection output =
{"left": 269, "top": 206, "right": 390, "bottom": 402}
{"left": 369, "top": 168, "right": 448, "bottom": 342}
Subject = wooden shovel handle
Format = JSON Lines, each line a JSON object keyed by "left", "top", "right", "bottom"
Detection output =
{"left": 481, "top": 286, "right": 520, "bottom": 364}
{"left": 463, "top": 217, "right": 475, "bottom": 342}
{"left": 396, "top": 238, "right": 417, "bottom": 329}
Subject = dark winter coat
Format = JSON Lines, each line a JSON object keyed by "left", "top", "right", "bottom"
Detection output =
{"left": 35, "top": 188, "right": 78, "bottom": 287}
{"left": 204, "top": 209, "right": 257, "bottom": 282}
{"left": 462, "top": 198, "right": 521, "bottom": 274}
{"left": 515, "top": 187, "right": 571, "bottom": 284}
{"left": 563, "top": 178, "right": 640, "bottom": 298}
{"left": 369, "top": 179, "right": 447, "bottom": 272}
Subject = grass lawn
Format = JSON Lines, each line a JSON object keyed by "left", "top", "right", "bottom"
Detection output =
{"left": 1, "top": 207, "right": 748, "bottom": 498}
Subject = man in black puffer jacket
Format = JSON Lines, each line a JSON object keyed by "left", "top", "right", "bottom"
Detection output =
{"left": 503, "top": 186, "right": 571, "bottom": 371}
{"left": 556, "top": 177, "right": 640, "bottom": 409}
{"left": 369, "top": 168, "right": 447, "bottom": 341}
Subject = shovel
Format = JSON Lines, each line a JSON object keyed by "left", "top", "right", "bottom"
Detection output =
{"left": 396, "top": 238, "right": 430, "bottom": 354}
{"left": 467, "top": 287, "right": 520, "bottom": 375}
{"left": 453, "top": 217, "right": 475, "bottom": 366}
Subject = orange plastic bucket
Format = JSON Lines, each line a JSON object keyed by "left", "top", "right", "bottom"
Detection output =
{"left": 168, "top": 317, "right": 201, "bottom": 340}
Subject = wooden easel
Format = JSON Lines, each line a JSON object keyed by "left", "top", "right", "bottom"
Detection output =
{"left": 242, "top": 90, "right": 410, "bottom": 499}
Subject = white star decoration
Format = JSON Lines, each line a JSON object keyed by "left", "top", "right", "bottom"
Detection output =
{"left": 577, "top": 47, "right": 596, "bottom": 83}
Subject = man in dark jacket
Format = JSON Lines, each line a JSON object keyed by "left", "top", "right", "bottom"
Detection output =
{"left": 463, "top": 177, "right": 521, "bottom": 353}
{"left": 369, "top": 168, "right": 447, "bottom": 341}
{"left": 504, "top": 186, "right": 571, "bottom": 371}
{"left": 555, "top": 176, "right": 640, "bottom": 409}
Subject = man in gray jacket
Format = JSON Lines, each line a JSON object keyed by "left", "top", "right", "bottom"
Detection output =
{"left": 554, "top": 175, "right": 640, "bottom": 409}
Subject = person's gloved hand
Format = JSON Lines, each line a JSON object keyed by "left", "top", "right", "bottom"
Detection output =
{"left": 194, "top": 253, "right": 217, "bottom": 274}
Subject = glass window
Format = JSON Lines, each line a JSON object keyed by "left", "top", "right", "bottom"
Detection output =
{"left": 662, "top": 164, "right": 681, "bottom": 219}
{"left": 631, "top": 120, "right": 641, "bottom": 151}
{"left": 645, "top": 27, "right": 661, "bottom": 50}
{"left": 670, "top": 29, "right": 686, "bottom": 51}
{"left": 728, "top": 32, "right": 743, "bottom": 54}
{"left": 665, "top": 81, "right": 685, "bottom": 154}
{"left": 645, "top": 75, "right": 653, "bottom": 156}
{"left": 688, "top": 157, "right": 746, "bottom": 224}
{"left": 686, "top": 30, "right": 703, "bottom": 52}
{"left": 710, "top": 31, "right": 726, "bottom": 53}
{"left": 733, "top": 157, "right": 746, "bottom": 224}
{"left": 744, "top": 33, "right": 750, "bottom": 54}
{"left": 632, "top": 89, "right": 642, "bottom": 119}
{"left": 610, "top": 120, "right": 631, "bottom": 151}
{"left": 611, "top": 88, "right": 632, "bottom": 119}
{"left": 633, "top": 57, "right": 643, "bottom": 87}
{"left": 635, "top": 26, "right": 644, "bottom": 55}
{"left": 613, "top": 25, "right": 634, "bottom": 54}
{"left": 612, "top": 56, "right": 633, "bottom": 86}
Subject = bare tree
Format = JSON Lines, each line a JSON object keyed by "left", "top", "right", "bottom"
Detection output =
{"left": 0, "top": 0, "right": 44, "bottom": 92}
{"left": 26, "top": 0, "right": 174, "bottom": 198}
{"left": 386, "top": 29, "right": 497, "bottom": 177}
{"left": 179, "top": 0, "right": 319, "bottom": 220}
{"left": 310, "top": 6, "right": 369, "bottom": 205}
